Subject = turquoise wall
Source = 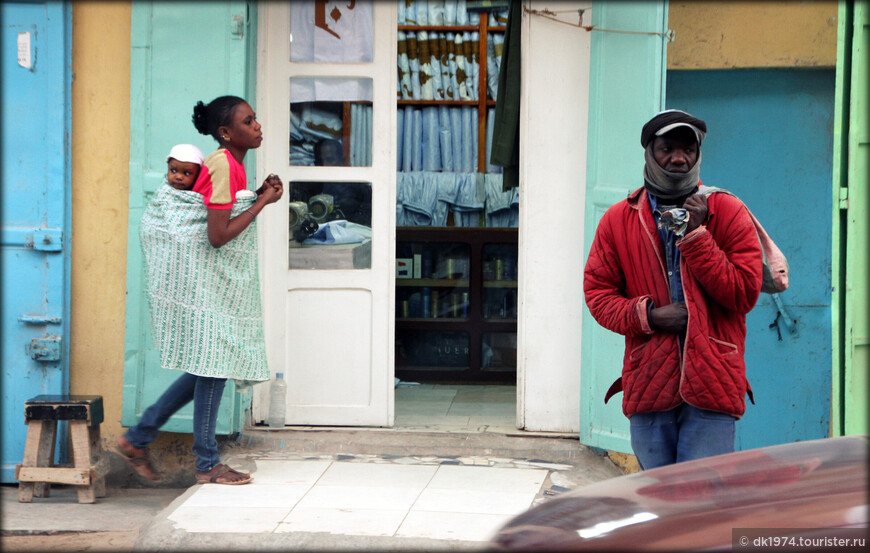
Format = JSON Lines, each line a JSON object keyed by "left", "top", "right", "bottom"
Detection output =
{"left": 667, "top": 68, "right": 835, "bottom": 450}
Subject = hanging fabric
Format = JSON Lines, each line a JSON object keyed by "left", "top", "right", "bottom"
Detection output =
{"left": 491, "top": 0, "right": 521, "bottom": 191}
{"left": 290, "top": 0, "right": 374, "bottom": 63}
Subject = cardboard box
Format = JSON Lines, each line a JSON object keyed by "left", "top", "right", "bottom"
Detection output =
{"left": 396, "top": 258, "right": 413, "bottom": 278}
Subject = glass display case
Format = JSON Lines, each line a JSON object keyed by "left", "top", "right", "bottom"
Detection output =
{"left": 395, "top": 227, "right": 517, "bottom": 382}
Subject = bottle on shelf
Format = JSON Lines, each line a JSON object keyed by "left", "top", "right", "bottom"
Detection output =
{"left": 422, "top": 287, "right": 431, "bottom": 318}
{"left": 267, "top": 373, "right": 287, "bottom": 429}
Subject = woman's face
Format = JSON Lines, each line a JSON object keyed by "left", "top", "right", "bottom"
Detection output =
{"left": 222, "top": 102, "right": 263, "bottom": 150}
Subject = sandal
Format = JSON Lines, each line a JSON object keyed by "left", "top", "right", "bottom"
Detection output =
{"left": 195, "top": 463, "right": 253, "bottom": 485}
{"left": 115, "top": 436, "right": 161, "bottom": 481}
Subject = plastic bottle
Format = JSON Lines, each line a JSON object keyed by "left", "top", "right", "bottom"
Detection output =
{"left": 267, "top": 373, "right": 287, "bottom": 428}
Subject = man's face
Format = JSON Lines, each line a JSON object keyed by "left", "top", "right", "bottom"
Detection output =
{"left": 167, "top": 158, "right": 201, "bottom": 190}
{"left": 652, "top": 131, "right": 698, "bottom": 173}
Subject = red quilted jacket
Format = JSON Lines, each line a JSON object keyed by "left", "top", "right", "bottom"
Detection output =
{"left": 583, "top": 186, "right": 762, "bottom": 418}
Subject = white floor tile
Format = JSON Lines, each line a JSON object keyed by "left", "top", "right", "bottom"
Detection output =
{"left": 428, "top": 465, "right": 548, "bottom": 494}
{"left": 397, "top": 510, "right": 513, "bottom": 541}
{"left": 318, "top": 461, "right": 437, "bottom": 488}
{"left": 394, "top": 414, "right": 471, "bottom": 426}
{"left": 250, "top": 459, "right": 331, "bottom": 485}
{"left": 181, "top": 483, "right": 311, "bottom": 509}
{"left": 468, "top": 415, "right": 516, "bottom": 427}
{"left": 395, "top": 388, "right": 458, "bottom": 400}
{"left": 395, "top": 402, "right": 452, "bottom": 416}
{"left": 167, "top": 506, "right": 288, "bottom": 533}
{"left": 296, "top": 485, "right": 423, "bottom": 511}
{"left": 447, "top": 403, "right": 515, "bottom": 416}
{"left": 412, "top": 488, "right": 536, "bottom": 516}
{"left": 276, "top": 508, "right": 407, "bottom": 536}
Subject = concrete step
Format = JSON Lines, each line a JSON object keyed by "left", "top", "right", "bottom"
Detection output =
{"left": 234, "top": 427, "right": 596, "bottom": 464}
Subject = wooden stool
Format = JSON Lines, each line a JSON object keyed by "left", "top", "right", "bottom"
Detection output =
{"left": 16, "top": 395, "right": 108, "bottom": 504}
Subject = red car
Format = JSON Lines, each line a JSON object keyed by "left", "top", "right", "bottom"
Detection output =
{"left": 489, "top": 435, "right": 868, "bottom": 551}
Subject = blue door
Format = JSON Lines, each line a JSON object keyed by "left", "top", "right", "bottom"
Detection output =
{"left": 0, "top": 1, "right": 72, "bottom": 482}
{"left": 666, "top": 69, "right": 835, "bottom": 449}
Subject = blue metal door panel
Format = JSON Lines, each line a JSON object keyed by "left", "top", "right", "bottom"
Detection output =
{"left": 666, "top": 68, "right": 835, "bottom": 449}
{"left": 1, "top": 1, "right": 71, "bottom": 482}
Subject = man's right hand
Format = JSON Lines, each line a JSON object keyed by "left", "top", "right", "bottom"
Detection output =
{"left": 649, "top": 302, "right": 688, "bottom": 333}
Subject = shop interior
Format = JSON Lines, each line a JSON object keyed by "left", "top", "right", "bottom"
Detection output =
{"left": 286, "top": 2, "right": 517, "bottom": 430}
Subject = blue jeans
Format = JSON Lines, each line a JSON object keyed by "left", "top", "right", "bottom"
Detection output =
{"left": 124, "top": 372, "right": 226, "bottom": 473}
{"left": 629, "top": 403, "right": 736, "bottom": 470}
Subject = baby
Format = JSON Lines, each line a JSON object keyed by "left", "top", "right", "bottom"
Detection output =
{"left": 165, "top": 144, "right": 205, "bottom": 190}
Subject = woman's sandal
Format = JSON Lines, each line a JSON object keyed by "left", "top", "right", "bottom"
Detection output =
{"left": 115, "top": 436, "right": 162, "bottom": 482}
{"left": 195, "top": 463, "right": 253, "bottom": 485}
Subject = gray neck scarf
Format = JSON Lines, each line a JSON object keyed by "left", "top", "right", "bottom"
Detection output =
{"left": 642, "top": 144, "right": 702, "bottom": 200}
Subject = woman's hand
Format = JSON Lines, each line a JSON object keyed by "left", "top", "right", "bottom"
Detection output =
{"left": 259, "top": 178, "right": 283, "bottom": 205}
{"left": 257, "top": 173, "right": 283, "bottom": 196}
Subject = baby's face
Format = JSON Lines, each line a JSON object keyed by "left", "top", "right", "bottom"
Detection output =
{"left": 167, "top": 158, "right": 201, "bottom": 190}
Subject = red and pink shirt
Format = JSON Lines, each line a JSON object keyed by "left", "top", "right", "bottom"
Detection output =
{"left": 192, "top": 149, "right": 247, "bottom": 209}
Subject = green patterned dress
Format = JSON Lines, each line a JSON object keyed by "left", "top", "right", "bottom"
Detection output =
{"left": 140, "top": 183, "right": 269, "bottom": 388}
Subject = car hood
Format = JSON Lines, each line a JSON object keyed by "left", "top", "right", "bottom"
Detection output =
{"left": 491, "top": 435, "right": 868, "bottom": 551}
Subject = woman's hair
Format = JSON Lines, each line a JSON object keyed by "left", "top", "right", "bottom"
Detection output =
{"left": 192, "top": 96, "right": 247, "bottom": 142}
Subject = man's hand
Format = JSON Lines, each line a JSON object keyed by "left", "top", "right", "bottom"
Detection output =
{"left": 650, "top": 302, "right": 688, "bottom": 333}
{"left": 683, "top": 194, "right": 708, "bottom": 233}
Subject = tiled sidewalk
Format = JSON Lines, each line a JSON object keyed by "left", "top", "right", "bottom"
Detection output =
{"left": 167, "top": 458, "right": 548, "bottom": 542}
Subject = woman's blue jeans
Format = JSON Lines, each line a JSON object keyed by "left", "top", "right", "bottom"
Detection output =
{"left": 123, "top": 372, "right": 226, "bottom": 473}
{"left": 629, "top": 403, "right": 736, "bottom": 470}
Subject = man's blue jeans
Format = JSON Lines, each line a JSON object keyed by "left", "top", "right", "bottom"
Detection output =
{"left": 629, "top": 403, "right": 736, "bottom": 470}
{"left": 124, "top": 372, "right": 226, "bottom": 473}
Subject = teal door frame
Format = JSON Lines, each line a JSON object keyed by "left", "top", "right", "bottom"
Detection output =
{"left": 832, "top": 0, "right": 869, "bottom": 436}
{"left": 122, "top": 1, "right": 257, "bottom": 434}
{"left": 580, "top": 0, "right": 669, "bottom": 453}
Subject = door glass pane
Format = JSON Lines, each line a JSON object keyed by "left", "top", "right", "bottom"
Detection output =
{"left": 291, "top": 77, "right": 373, "bottom": 167}
{"left": 288, "top": 181, "right": 372, "bottom": 270}
{"left": 290, "top": 0, "right": 374, "bottom": 63}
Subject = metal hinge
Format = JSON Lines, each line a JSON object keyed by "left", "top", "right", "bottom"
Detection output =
{"left": 30, "top": 228, "right": 63, "bottom": 252}
{"left": 839, "top": 187, "right": 849, "bottom": 210}
{"left": 231, "top": 13, "right": 245, "bottom": 39}
{"left": 27, "top": 336, "right": 62, "bottom": 362}
{"left": 1, "top": 227, "right": 63, "bottom": 251}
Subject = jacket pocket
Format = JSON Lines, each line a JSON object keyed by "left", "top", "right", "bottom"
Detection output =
{"left": 629, "top": 340, "right": 649, "bottom": 362}
{"left": 709, "top": 336, "right": 738, "bottom": 356}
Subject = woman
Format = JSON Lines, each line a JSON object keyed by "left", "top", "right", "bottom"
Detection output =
{"left": 117, "top": 96, "right": 282, "bottom": 485}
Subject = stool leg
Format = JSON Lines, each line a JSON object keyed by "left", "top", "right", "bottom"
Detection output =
{"left": 89, "top": 424, "right": 106, "bottom": 498}
{"left": 18, "top": 420, "right": 57, "bottom": 502}
{"left": 71, "top": 421, "right": 96, "bottom": 503}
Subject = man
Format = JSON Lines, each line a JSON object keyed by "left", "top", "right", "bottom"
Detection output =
{"left": 583, "top": 110, "right": 763, "bottom": 470}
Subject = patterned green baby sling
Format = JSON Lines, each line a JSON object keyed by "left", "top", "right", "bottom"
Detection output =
{"left": 140, "top": 183, "right": 269, "bottom": 387}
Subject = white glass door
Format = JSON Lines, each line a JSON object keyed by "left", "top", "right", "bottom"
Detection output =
{"left": 255, "top": 1, "right": 396, "bottom": 426}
